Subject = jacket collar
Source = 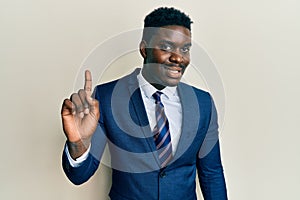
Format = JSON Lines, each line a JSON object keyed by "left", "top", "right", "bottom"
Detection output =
{"left": 126, "top": 68, "right": 200, "bottom": 169}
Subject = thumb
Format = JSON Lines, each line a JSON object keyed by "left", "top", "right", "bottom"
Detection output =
{"left": 61, "top": 99, "right": 75, "bottom": 116}
{"left": 88, "top": 98, "right": 100, "bottom": 119}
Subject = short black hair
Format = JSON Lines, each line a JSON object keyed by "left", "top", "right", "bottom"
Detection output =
{"left": 142, "top": 7, "right": 193, "bottom": 42}
{"left": 144, "top": 7, "right": 193, "bottom": 30}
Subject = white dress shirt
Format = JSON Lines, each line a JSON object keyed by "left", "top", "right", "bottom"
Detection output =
{"left": 136, "top": 71, "right": 182, "bottom": 155}
{"left": 65, "top": 69, "right": 183, "bottom": 167}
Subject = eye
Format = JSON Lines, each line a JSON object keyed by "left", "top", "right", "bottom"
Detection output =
{"left": 181, "top": 46, "right": 190, "bottom": 53}
{"left": 159, "top": 43, "right": 173, "bottom": 51}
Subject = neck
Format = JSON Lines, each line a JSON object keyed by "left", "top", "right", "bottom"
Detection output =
{"left": 151, "top": 83, "right": 165, "bottom": 90}
{"left": 141, "top": 68, "right": 166, "bottom": 90}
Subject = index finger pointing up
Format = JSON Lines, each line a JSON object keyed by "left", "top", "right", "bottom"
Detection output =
{"left": 84, "top": 70, "right": 93, "bottom": 97}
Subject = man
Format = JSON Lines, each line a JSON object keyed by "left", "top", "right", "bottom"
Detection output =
{"left": 61, "top": 7, "right": 227, "bottom": 200}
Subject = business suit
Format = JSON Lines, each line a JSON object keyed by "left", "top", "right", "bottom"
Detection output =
{"left": 62, "top": 68, "right": 227, "bottom": 200}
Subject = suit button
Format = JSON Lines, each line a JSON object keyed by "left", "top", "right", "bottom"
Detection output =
{"left": 159, "top": 172, "right": 166, "bottom": 178}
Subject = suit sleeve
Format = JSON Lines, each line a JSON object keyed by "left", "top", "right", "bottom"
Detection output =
{"left": 196, "top": 96, "right": 228, "bottom": 199}
{"left": 62, "top": 124, "right": 107, "bottom": 185}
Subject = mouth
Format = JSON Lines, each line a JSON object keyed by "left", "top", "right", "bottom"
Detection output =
{"left": 163, "top": 65, "right": 184, "bottom": 78}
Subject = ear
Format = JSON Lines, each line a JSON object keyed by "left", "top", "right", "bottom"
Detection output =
{"left": 139, "top": 40, "right": 147, "bottom": 59}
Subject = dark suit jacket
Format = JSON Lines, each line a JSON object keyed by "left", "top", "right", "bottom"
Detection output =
{"left": 62, "top": 68, "right": 227, "bottom": 200}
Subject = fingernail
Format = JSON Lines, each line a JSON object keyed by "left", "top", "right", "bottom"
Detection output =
{"left": 79, "top": 112, "right": 84, "bottom": 118}
{"left": 84, "top": 108, "right": 89, "bottom": 114}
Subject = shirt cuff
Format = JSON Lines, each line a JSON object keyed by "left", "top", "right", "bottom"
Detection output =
{"left": 65, "top": 143, "right": 91, "bottom": 167}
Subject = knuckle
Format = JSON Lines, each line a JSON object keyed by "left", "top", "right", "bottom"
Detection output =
{"left": 85, "top": 86, "right": 92, "bottom": 92}
{"left": 63, "top": 98, "right": 69, "bottom": 104}
{"left": 78, "top": 89, "right": 85, "bottom": 95}
{"left": 70, "top": 93, "right": 78, "bottom": 101}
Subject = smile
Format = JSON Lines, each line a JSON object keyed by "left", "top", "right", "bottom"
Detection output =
{"left": 163, "top": 65, "right": 183, "bottom": 78}
{"left": 168, "top": 69, "right": 181, "bottom": 75}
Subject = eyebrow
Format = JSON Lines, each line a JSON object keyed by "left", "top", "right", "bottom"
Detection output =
{"left": 159, "top": 40, "right": 174, "bottom": 46}
{"left": 183, "top": 43, "right": 192, "bottom": 47}
{"left": 159, "top": 40, "right": 192, "bottom": 47}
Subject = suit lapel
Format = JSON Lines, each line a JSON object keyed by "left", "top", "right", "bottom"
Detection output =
{"left": 125, "top": 70, "right": 201, "bottom": 168}
{"left": 127, "top": 69, "right": 160, "bottom": 165}
{"left": 172, "top": 83, "right": 200, "bottom": 162}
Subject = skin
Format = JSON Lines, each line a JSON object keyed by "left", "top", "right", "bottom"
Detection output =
{"left": 61, "top": 70, "right": 100, "bottom": 159}
{"left": 61, "top": 25, "right": 191, "bottom": 159}
{"left": 140, "top": 25, "right": 192, "bottom": 90}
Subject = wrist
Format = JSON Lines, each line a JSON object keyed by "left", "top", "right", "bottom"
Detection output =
{"left": 67, "top": 138, "right": 91, "bottom": 159}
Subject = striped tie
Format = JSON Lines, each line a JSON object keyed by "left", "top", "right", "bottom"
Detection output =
{"left": 152, "top": 91, "right": 173, "bottom": 168}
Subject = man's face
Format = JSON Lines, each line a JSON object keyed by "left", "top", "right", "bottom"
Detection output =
{"left": 140, "top": 25, "right": 192, "bottom": 89}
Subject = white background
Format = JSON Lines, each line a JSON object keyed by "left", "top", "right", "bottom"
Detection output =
{"left": 1, "top": 0, "right": 300, "bottom": 199}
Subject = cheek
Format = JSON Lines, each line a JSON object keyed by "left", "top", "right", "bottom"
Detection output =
{"left": 183, "top": 55, "right": 190, "bottom": 66}
{"left": 151, "top": 50, "right": 169, "bottom": 62}
{"left": 185, "top": 60, "right": 190, "bottom": 66}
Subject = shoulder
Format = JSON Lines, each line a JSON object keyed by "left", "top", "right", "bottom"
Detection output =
{"left": 178, "top": 82, "right": 212, "bottom": 101}
{"left": 178, "top": 82, "right": 214, "bottom": 117}
{"left": 94, "top": 79, "right": 118, "bottom": 93}
{"left": 93, "top": 68, "right": 140, "bottom": 101}
{"left": 94, "top": 68, "right": 139, "bottom": 94}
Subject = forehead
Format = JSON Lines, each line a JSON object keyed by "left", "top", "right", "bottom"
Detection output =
{"left": 149, "top": 25, "right": 191, "bottom": 45}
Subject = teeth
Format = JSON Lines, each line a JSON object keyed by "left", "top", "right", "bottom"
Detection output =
{"left": 170, "top": 70, "right": 178, "bottom": 73}
{"left": 163, "top": 66, "right": 181, "bottom": 74}
{"left": 169, "top": 69, "right": 180, "bottom": 73}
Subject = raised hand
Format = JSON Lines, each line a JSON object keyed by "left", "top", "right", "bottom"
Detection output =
{"left": 61, "top": 70, "right": 100, "bottom": 159}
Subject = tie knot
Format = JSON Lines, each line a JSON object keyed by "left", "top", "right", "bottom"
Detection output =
{"left": 152, "top": 91, "right": 163, "bottom": 104}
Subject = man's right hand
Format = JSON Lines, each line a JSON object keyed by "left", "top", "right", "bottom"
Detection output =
{"left": 61, "top": 70, "right": 100, "bottom": 159}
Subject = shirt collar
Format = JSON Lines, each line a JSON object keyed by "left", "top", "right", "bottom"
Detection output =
{"left": 137, "top": 69, "right": 178, "bottom": 100}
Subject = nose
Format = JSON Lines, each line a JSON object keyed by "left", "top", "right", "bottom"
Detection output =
{"left": 169, "top": 52, "right": 183, "bottom": 64}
